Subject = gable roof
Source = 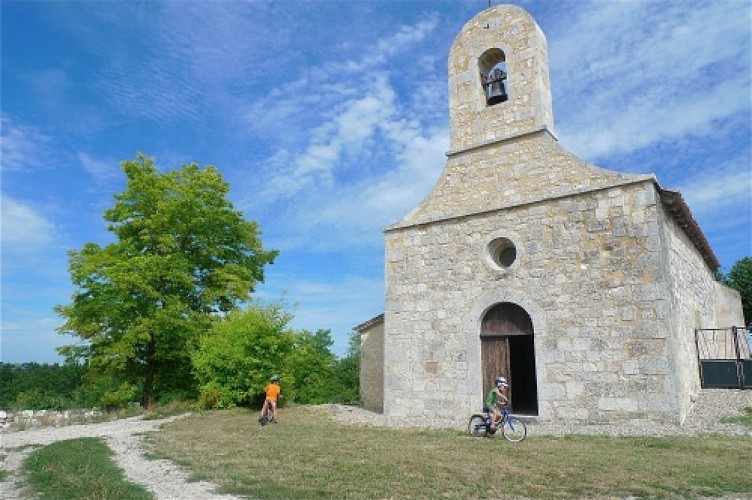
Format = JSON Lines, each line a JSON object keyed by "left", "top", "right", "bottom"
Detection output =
{"left": 354, "top": 314, "right": 384, "bottom": 333}
{"left": 658, "top": 187, "right": 720, "bottom": 271}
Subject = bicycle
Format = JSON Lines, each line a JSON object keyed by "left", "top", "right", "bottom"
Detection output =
{"left": 258, "top": 400, "right": 275, "bottom": 426}
{"left": 468, "top": 406, "right": 527, "bottom": 442}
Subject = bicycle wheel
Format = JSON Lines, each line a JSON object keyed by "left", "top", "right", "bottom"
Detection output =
{"left": 501, "top": 417, "right": 527, "bottom": 443}
{"left": 501, "top": 417, "right": 526, "bottom": 442}
{"left": 467, "top": 414, "right": 488, "bottom": 437}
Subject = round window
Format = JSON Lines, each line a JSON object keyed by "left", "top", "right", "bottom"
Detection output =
{"left": 487, "top": 237, "right": 517, "bottom": 269}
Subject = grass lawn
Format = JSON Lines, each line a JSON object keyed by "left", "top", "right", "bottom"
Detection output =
{"left": 21, "top": 437, "right": 153, "bottom": 500}
{"left": 147, "top": 405, "right": 752, "bottom": 499}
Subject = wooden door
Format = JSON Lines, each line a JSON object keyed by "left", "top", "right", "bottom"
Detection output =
{"left": 480, "top": 302, "right": 534, "bottom": 409}
{"left": 481, "top": 336, "right": 509, "bottom": 402}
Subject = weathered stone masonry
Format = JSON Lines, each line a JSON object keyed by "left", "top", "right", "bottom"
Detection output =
{"left": 362, "top": 4, "right": 743, "bottom": 428}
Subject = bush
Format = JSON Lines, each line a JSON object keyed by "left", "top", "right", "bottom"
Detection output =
{"left": 192, "top": 302, "right": 296, "bottom": 409}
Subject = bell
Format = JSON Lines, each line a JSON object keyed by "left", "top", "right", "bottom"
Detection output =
{"left": 485, "top": 68, "right": 508, "bottom": 105}
{"left": 485, "top": 80, "right": 507, "bottom": 105}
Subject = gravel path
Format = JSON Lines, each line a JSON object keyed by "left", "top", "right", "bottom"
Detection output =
{"left": 328, "top": 389, "right": 752, "bottom": 437}
{"left": 0, "top": 414, "right": 242, "bottom": 500}
{"left": 0, "top": 390, "right": 749, "bottom": 499}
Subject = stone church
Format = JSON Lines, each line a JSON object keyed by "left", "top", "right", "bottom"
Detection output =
{"left": 356, "top": 4, "right": 744, "bottom": 426}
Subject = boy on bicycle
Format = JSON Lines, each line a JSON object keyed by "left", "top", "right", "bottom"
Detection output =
{"left": 486, "top": 376, "right": 509, "bottom": 430}
{"left": 259, "top": 374, "right": 281, "bottom": 423}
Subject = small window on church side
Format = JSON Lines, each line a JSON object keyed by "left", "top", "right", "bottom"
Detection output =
{"left": 487, "top": 237, "right": 517, "bottom": 269}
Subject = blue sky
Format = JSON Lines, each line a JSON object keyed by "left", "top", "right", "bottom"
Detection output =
{"left": 2, "top": 0, "right": 750, "bottom": 363}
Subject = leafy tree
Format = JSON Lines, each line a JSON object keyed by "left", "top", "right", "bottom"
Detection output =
{"left": 722, "top": 256, "right": 752, "bottom": 324}
{"left": 289, "top": 328, "right": 361, "bottom": 404}
{"left": 331, "top": 329, "right": 360, "bottom": 403}
{"left": 55, "top": 154, "right": 277, "bottom": 407}
{"left": 288, "top": 329, "right": 338, "bottom": 404}
{"left": 192, "top": 302, "right": 295, "bottom": 408}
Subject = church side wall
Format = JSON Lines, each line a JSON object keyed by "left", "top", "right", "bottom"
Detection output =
{"left": 713, "top": 281, "right": 744, "bottom": 327}
{"left": 384, "top": 180, "right": 679, "bottom": 427}
{"left": 656, "top": 200, "right": 737, "bottom": 422}
{"left": 360, "top": 323, "right": 384, "bottom": 413}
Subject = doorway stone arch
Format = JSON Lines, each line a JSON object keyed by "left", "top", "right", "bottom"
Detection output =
{"left": 481, "top": 302, "right": 538, "bottom": 415}
{"left": 467, "top": 290, "right": 545, "bottom": 416}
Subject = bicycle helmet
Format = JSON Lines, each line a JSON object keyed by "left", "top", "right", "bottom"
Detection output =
{"left": 271, "top": 374, "right": 280, "bottom": 382}
{"left": 495, "top": 376, "right": 508, "bottom": 387}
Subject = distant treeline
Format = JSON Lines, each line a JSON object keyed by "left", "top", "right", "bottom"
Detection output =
{"left": 0, "top": 362, "right": 88, "bottom": 410}
{"left": 0, "top": 319, "right": 360, "bottom": 411}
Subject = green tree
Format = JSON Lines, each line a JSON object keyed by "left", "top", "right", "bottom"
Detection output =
{"left": 288, "top": 329, "right": 338, "bottom": 404}
{"left": 55, "top": 154, "right": 277, "bottom": 407}
{"left": 289, "top": 328, "right": 361, "bottom": 404}
{"left": 723, "top": 256, "right": 752, "bottom": 324}
{"left": 332, "top": 329, "right": 360, "bottom": 403}
{"left": 192, "top": 302, "right": 295, "bottom": 408}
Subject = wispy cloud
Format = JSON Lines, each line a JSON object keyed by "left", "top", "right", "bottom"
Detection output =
{"left": 0, "top": 314, "right": 68, "bottom": 364}
{"left": 1, "top": 196, "right": 57, "bottom": 254}
{"left": 257, "top": 272, "right": 385, "bottom": 351}
{"left": 77, "top": 152, "right": 122, "bottom": 186}
{"left": 0, "top": 116, "right": 52, "bottom": 172}
{"left": 235, "top": 14, "right": 445, "bottom": 251}
{"left": 94, "top": 62, "right": 206, "bottom": 124}
{"left": 551, "top": 0, "right": 751, "bottom": 160}
{"left": 678, "top": 158, "right": 752, "bottom": 218}
{"left": 256, "top": 75, "right": 398, "bottom": 204}
{"left": 297, "top": 126, "right": 449, "bottom": 239}
{"left": 241, "top": 14, "right": 440, "bottom": 144}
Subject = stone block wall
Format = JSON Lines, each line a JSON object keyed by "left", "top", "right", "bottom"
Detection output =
{"left": 359, "top": 318, "right": 384, "bottom": 413}
{"left": 447, "top": 5, "right": 554, "bottom": 153}
{"left": 658, "top": 200, "right": 745, "bottom": 422}
{"left": 395, "top": 132, "right": 655, "bottom": 231}
{"left": 0, "top": 408, "right": 105, "bottom": 431}
{"left": 378, "top": 3, "right": 742, "bottom": 429}
{"left": 713, "top": 281, "right": 744, "bottom": 328}
{"left": 385, "top": 172, "right": 687, "bottom": 426}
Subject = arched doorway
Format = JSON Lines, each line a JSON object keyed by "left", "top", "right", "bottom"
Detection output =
{"left": 481, "top": 302, "right": 538, "bottom": 415}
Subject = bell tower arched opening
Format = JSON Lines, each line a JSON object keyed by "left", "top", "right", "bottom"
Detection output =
{"left": 480, "top": 302, "right": 538, "bottom": 415}
{"left": 478, "top": 48, "right": 508, "bottom": 106}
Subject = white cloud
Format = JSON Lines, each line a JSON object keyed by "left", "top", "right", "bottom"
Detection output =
{"left": 78, "top": 152, "right": 122, "bottom": 185}
{"left": 1, "top": 196, "right": 57, "bottom": 253}
{"left": 252, "top": 74, "right": 399, "bottom": 205}
{"left": 95, "top": 63, "right": 205, "bottom": 124}
{"left": 0, "top": 315, "right": 67, "bottom": 364}
{"left": 373, "top": 14, "right": 440, "bottom": 64}
{"left": 0, "top": 116, "right": 51, "bottom": 172}
{"left": 551, "top": 1, "right": 751, "bottom": 160}
{"left": 678, "top": 162, "right": 752, "bottom": 217}
{"left": 330, "top": 126, "right": 450, "bottom": 230}
{"left": 235, "top": 13, "right": 446, "bottom": 250}
{"left": 242, "top": 13, "right": 439, "bottom": 143}
{"left": 257, "top": 272, "right": 385, "bottom": 354}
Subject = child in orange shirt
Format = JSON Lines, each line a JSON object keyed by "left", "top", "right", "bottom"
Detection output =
{"left": 259, "top": 375, "right": 281, "bottom": 423}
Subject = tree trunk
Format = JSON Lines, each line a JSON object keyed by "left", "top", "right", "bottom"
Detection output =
{"left": 142, "top": 336, "right": 157, "bottom": 409}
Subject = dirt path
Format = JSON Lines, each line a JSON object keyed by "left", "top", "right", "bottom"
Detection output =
{"left": 0, "top": 414, "right": 243, "bottom": 500}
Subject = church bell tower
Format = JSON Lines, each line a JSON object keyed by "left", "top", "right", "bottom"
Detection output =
{"left": 447, "top": 5, "right": 555, "bottom": 155}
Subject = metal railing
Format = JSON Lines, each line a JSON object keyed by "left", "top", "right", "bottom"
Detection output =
{"left": 695, "top": 327, "right": 751, "bottom": 389}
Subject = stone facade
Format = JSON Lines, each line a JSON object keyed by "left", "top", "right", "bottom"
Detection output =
{"left": 356, "top": 314, "right": 384, "bottom": 412}
{"left": 370, "top": 4, "right": 743, "bottom": 428}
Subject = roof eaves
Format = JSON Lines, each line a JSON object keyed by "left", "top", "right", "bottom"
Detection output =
{"left": 354, "top": 313, "right": 385, "bottom": 333}
{"left": 658, "top": 187, "right": 721, "bottom": 271}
